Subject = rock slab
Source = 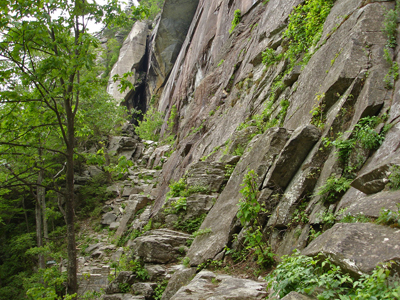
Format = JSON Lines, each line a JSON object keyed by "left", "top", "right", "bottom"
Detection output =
{"left": 170, "top": 270, "right": 267, "bottom": 300}
{"left": 302, "top": 223, "right": 400, "bottom": 275}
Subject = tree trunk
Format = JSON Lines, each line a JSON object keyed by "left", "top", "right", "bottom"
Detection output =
{"left": 21, "top": 197, "right": 30, "bottom": 233}
{"left": 65, "top": 106, "right": 78, "bottom": 296}
{"left": 41, "top": 189, "right": 49, "bottom": 244}
{"left": 35, "top": 190, "right": 45, "bottom": 269}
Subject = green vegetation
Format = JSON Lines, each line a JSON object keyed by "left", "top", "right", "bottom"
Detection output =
{"left": 0, "top": 0, "right": 132, "bottom": 296}
{"left": 323, "top": 116, "right": 386, "bottom": 166}
{"left": 218, "top": 59, "right": 225, "bottom": 67}
{"left": 382, "top": 1, "right": 400, "bottom": 89}
{"left": 139, "top": 0, "right": 165, "bottom": 20}
{"left": 282, "top": 0, "right": 335, "bottom": 65}
{"left": 316, "top": 175, "right": 352, "bottom": 204}
{"left": 376, "top": 204, "right": 400, "bottom": 227}
{"left": 163, "top": 177, "right": 211, "bottom": 233}
{"left": 266, "top": 250, "right": 400, "bottom": 299}
{"left": 135, "top": 107, "right": 164, "bottom": 141}
{"left": 258, "top": 0, "right": 335, "bottom": 132}
{"left": 382, "top": 0, "right": 400, "bottom": 49}
{"left": 154, "top": 280, "right": 169, "bottom": 300}
{"left": 383, "top": 48, "right": 399, "bottom": 89}
{"left": 166, "top": 177, "right": 211, "bottom": 201}
{"left": 262, "top": 0, "right": 335, "bottom": 68}
{"left": 112, "top": 254, "right": 149, "bottom": 281}
{"left": 237, "top": 170, "right": 274, "bottom": 268}
{"left": 389, "top": 165, "right": 400, "bottom": 190}
{"left": 316, "top": 115, "right": 388, "bottom": 204}
{"left": 310, "top": 92, "right": 326, "bottom": 129}
{"left": 229, "top": 9, "right": 242, "bottom": 34}
{"left": 174, "top": 214, "right": 207, "bottom": 234}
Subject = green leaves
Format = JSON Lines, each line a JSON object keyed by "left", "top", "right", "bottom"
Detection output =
{"left": 266, "top": 251, "right": 400, "bottom": 299}
{"left": 229, "top": 9, "right": 242, "bottom": 34}
{"left": 316, "top": 174, "right": 352, "bottom": 204}
{"left": 135, "top": 107, "right": 164, "bottom": 141}
{"left": 237, "top": 170, "right": 274, "bottom": 268}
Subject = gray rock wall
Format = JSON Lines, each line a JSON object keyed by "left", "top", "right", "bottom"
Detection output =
{"left": 145, "top": 0, "right": 400, "bottom": 269}
{"left": 104, "top": 1, "right": 400, "bottom": 297}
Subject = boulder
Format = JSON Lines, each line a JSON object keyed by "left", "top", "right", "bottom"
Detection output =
{"left": 145, "top": 264, "right": 167, "bottom": 281}
{"left": 109, "top": 222, "right": 120, "bottom": 230}
{"left": 115, "top": 196, "right": 152, "bottom": 237}
{"left": 185, "top": 194, "right": 217, "bottom": 219}
{"left": 161, "top": 267, "right": 197, "bottom": 300}
{"left": 84, "top": 242, "right": 103, "bottom": 254}
{"left": 302, "top": 223, "right": 400, "bottom": 275}
{"left": 224, "top": 126, "right": 259, "bottom": 156}
{"left": 86, "top": 165, "right": 104, "bottom": 178}
{"left": 187, "top": 128, "right": 290, "bottom": 265}
{"left": 337, "top": 190, "right": 400, "bottom": 219}
{"left": 105, "top": 271, "right": 136, "bottom": 294}
{"left": 351, "top": 164, "right": 391, "bottom": 194}
{"left": 108, "top": 136, "right": 140, "bottom": 156}
{"left": 101, "top": 212, "right": 118, "bottom": 225}
{"left": 262, "top": 125, "right": 321, "bottom": 190}
{"left": 170, "top": 270, "right": 267, "bottom": 300}
{"left": 267, "top": 167, "right": 319, "bottom": 227}
{"left": 147, "top": 144, "right": 171, "bottom": 169}
{"left": 130, "top": 229, "right": 192, "bottom": 264}
{"left": 185, "top": 161, "right": 227, "bottom": 193}
{"left": 131, "top": 282, "right": 157, "bottom": 299}
{"left": 123, "top": 186, "right": 145, "bottom": 197}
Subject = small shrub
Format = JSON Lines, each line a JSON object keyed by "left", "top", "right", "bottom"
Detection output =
{"left": 166, "top": 178, "right": 187, "bottom": 199}
{"left": 182, "top": 257, "right": 190, "bottom": 267}
{"left": 174, "top": 214, "right": 206, "bottom": 233}
{"left": 135, "top": 107, "right": 164, "bottom": 141}
{"left": 237, "top": 170, "right": 275, "bottom": 268}
{"left": 154, "top": 280, "right": 168, "bottom": 300}
{"left": 376, "top": 204, "right": 400, "bottom": 227}
{"left": 262, "top": 48, "right": 283, "bottom": 66}
{"left": 316, "top": 175, "right": 352, "bottom": 204}
{"left": 165, "top": 197, "right": 187, "bottom": 214}
{"left": 389, "top": 165, "right": 400, "bottom": 190}
{"left": 118, "top": 282, "right": 131, "bottom": 293}
{"left": 382, "top": 2, "right": 400, "bottom": 49}
{"left": 229, "top": 9, "right": 242, "bottom": 34}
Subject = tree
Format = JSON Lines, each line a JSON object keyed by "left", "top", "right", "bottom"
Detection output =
{"left": 0, "top": 0, "right": 129, "bottom": 295}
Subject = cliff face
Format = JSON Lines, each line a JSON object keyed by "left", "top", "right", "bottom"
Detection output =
{"left": 106, "top": 0, "right": 400, "bottom": 297}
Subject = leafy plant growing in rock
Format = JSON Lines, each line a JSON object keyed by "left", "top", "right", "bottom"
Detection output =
{"left": 266, "top": 250, "right": 400, "bottom": 299}
{"left": 389, "top": 165, "right": 400, "bottom": 190}
{"left": 154, "top": 280, "right": 168, "bottom": 300}
{"left": 237, "top": 170, "right": 274, "bottom": 268}
{"left": 382, "top": 1, "right": 400, "bottom": 88}
{"left": 322, "top": 116, "right": 387, "bottom": 175}
{"left": 316, "top": 174, "right": 352, "bottom": 204}
{"left": 229, "top": 9, "right": 242, "bottom": 34}
{"left": 376, "top": 204, "right": 400, "bottom": 228}
{"left": 283, "top": 0, "right": 335, "bottom": 65}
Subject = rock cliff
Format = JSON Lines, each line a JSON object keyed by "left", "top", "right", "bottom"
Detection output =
{"left": 102, "top": 0, "right": 400, "bottom": 299}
